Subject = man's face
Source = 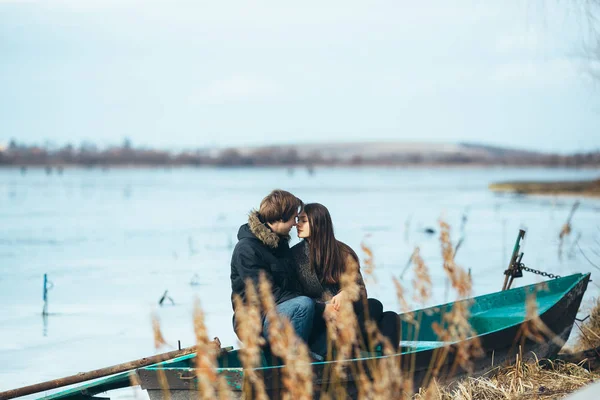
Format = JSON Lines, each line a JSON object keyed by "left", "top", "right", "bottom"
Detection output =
{"left": 268, "top": 214, "right": 297, "bottom": 236}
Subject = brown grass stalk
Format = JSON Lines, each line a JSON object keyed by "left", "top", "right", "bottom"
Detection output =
{"left": 393, "top": 276, "right": 412, "bottom": 317}
{"left": 412, "top": 247, "right": 432, "bottom": 305}
{"left": 361, "top": 238, "right": 377, "bottom": 283}
{"left": 364, "top": 320, "right": 405, "bottom": 399}
{"left": 217, "top": 376, "right": 232, "bottom": 400}
{"left": 232, "top": 280, "right": 268, "bottom": 400}
{"left": 575, "top": 297, "right": 600, "bottom": 351}
{"left": 156, "top": 368, "right": 171, "bottom": 400}
{"left": 321, "top": 258, "right": 365, "bottom": 398}
{"left": 512, "top": 290, "right": 565, "bottom": 361}
{"left": 559, "top": 201, "right": 580, "bottom": 260}
{"left": 151, "top": 313, "right": 171, "bottom": 400}
{"left": 439, "top": 219, "right": 472, "bottom": 298}
{"left": 192, "top": 299, "right": 222, "bottom": 399}
{"left": 128, "top": 371, "right": 142, "bottom": 399}
{"left": 152, "top": 312, "right": 169, "bottom": 349}
{"left": 415, "top": 358, "right": 600, "bottom": 400}
{"left": 258, "top": 273, "right": 313, "bottom": 400}
{"left": 393, "top": 275, "right": 419, "bottom": 394}
{"left": 433, "top": 219, "right": 482, "bottom": 379}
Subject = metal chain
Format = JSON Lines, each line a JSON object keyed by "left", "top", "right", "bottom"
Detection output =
{"left": 520, "top": 263, "right": 561, "bottom": 279}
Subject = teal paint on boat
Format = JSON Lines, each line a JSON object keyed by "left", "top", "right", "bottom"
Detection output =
{"left": 41, "top": 371, "right": 132, "bottom": 399}
{"left": 396, "top": 272, "right": 587, "bottom": 350}
{"left": 42, "top": 273, "right": 590, "bottom": 400}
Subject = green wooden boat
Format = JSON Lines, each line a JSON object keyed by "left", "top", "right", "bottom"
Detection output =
{"left": 39, "top": 272, "right": 590, "bottom": 400}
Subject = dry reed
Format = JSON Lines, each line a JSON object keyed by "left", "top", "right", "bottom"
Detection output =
{"left": 415, "top": 358, "right": 600, "bottom": 400}
{"left": 128, "top": 370, "right": 142, "bottom": 399}
{"left": 360, "top": 237, "right": 376, "bottom": 282}
{"left": 439, "top": 219, "right": 472, "bottom": 298}
{"left": 151, "top": 313, "right": 171, "bottom": 400}
{"left": 516, "top": 290, "right": 565, "bottom": 353}
{"left": 192, "top": 299, "right": 222, "bottom": 399}
{"left": 232, "top": 280, "right": 268, "bottom": 400}
{"left": 364, "top": 320, "right": 405, "bottom": 399}
{"left": 151, "top": 312, "right": 169, "bottom": 349}
{"left": 575, "top": 297, "right": 600, "bottom": 352}
{"left": 432, "top": 219, "right": 482, "bottom": 377}
{"left": 321, "top": 256, "right": 364, "bottom": 399}
{"left": 142, "top": 217, "right": 598, "bottom": 400}
{"left": 392, "top": 276, "right": 412, "bottom": 317}
{"left": 217, "top": 376, "right": 233, "bottom": 400}
{"left": 258, "top": 273, "right": 313, "bottom": 400}
{"left": 412, "top": 247, "right": 432, "bottom": 305}
{"left": 558, "top": 201, "right": 580, "bottom": 260}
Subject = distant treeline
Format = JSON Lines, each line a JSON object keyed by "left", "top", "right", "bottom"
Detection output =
{"left": 1, "top": 140, "right": 599, "bottom": 168}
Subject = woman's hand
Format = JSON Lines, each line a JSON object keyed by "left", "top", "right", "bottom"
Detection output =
{"left": 330, "top": 291, "right": 345, "bottom": 311}
{"left": 324, "top": 303, "right": 338, "bottom": 321}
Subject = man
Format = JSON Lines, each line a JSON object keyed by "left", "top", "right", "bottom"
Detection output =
{"left": 230, "top": 189, "right": 314, "bottom": 343}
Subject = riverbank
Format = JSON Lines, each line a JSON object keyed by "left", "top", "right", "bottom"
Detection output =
{"left": 416, "top": 359, "right": 600, "bottom": 399}
{"left": 489, "top": 179, "right": 600, "bottom": 197}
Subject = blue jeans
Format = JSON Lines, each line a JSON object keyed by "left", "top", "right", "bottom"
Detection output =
{"left": 309, "top": 331, "right": 328, "bottom": 357}
{"left": 263, "top": 296, "right": 314, "bottom": 343}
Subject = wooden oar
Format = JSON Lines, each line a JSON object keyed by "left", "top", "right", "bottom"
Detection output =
{"left": 0, "top": 338, "right": 226, "bottom": 400}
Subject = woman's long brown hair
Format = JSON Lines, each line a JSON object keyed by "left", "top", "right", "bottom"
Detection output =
{"left": 304, "top": 203, "right": 358, "bottom": 284}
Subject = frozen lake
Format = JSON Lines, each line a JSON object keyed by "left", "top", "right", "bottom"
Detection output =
{"left": 1, "top": 166, "right": 599, "bottom": 398}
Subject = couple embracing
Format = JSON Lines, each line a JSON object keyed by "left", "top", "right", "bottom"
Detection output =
{"left": 230, "top": 190, "right": 400, "bottom": 358}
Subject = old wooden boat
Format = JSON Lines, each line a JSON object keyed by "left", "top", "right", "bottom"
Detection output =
{"left": 36, "top": 272, "right": 589, "bottom": 400}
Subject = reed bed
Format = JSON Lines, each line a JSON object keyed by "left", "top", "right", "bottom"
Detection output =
{"left": 574, "top": 297, "right": 600, "bottom": 352}
{"left": 146, "top": 218, "right": 600, "bottom": 399}
{"left": 416, "top": 359, "right": 600, "bottom": 400}
{"left": 417, "top": 295, "right": 600, "bottom": 400}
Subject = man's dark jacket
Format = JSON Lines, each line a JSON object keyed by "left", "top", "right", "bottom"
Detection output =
{"left": 230, "top": 211, "right": 299, "bottom": 327}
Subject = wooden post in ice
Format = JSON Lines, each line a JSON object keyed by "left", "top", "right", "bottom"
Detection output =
{"left": 42, "top": 273, "right": 52, "bottom": 316}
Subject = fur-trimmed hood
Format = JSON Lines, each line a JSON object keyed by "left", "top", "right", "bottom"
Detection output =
{"left": 231, "top": 211, "right": 299, "bottom": 322}
{"left": 243, "top": 210, "right": 290, "bottom": 249}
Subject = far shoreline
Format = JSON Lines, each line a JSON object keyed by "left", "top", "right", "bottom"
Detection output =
{"left": 3, "top": 163, "right": 600, "bottom": 171}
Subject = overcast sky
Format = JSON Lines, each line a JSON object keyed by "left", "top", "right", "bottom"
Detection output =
{"left": 1, "top": 0, "right": 599, "bottom": 153}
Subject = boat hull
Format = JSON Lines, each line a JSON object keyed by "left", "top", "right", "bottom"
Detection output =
{"left": 138, "top": 273, "right": 590, "bottom": 400}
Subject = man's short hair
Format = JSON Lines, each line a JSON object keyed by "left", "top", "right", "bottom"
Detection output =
{"left": 259, "top": 190, "right": 303, "bottom": 223}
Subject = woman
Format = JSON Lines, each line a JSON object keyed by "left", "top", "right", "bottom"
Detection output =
{"left": 290, "top": 203, "right": 400, "bottom": 357}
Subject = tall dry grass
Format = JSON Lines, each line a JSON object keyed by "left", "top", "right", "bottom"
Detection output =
{"left": 232, "top": 280, "right": 268, "bottom": 400}
{"left": 432, "top": 219, "right": 482, "bottom": 378}
{"left": 258, "top": 273, "right": 313, "bottom": 400}
{"left": 321, "top": 257, "right": 362, "bottom": 399}
{"left": 151, "top": 313, "right": 172, "bottom": 400}
{"left": 558, "top": 201, "right": 580, "bottom": 260}
{"left": 575, "top": 297, "right": 600, "bottom": 352}
{"left": 360, "top": 237, "right": 376, "bottom": 283}
{"left": 416, "top": 359, "right": 600, "bottom": 400}
{"left": 412, "top": 247, "right": 432, "bottom": 306}
{"left": 192, "top": 299, "right": 224, "bottom": 399}
{"left": 143, "top": 218, "right": 598, "bottom": 399}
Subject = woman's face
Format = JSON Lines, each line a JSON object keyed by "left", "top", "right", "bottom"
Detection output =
{"left": 296, "top": 211, "right": 310, "bottom": 239}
